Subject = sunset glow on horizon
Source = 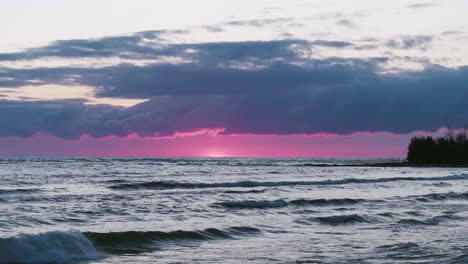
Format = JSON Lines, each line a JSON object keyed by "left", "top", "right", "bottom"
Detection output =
{"left": 1, "top": 0, "right": 468, "bottom": 157}
{"left": 0, "top": 128, "right": 449, "bottom": 158}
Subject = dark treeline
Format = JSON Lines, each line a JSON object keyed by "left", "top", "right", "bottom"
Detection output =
{"left": 407, "top": 129, "right": 468, "bottom": 165}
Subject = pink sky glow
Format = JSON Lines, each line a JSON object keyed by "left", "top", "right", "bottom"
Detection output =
{"left": 0, "top": 128, "right": 447, "bottom": 158}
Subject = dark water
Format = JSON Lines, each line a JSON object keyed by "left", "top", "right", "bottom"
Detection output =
{"left": 0, "top": 158, "right": 467, "bottom": 263}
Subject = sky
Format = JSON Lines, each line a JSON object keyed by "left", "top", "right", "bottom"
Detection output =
{"left": 0, "top": 0, "right": 467, "bottom": 157}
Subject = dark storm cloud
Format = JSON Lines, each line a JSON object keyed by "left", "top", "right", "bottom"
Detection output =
{"left": 92, "top": 57, "right": 381, "bottom": 98}
{"left": 0, "top": 39, "right": 311, "bottom": 88}
{"left": 100, "top": 64, "right": 468, "bottom": 136}
{"left": 2, "top": 63, "right": 467, "bottom": 139}
{"left": 1, "top": 31, "right": 467, "bottom": 139}
{"left": 0, "top": 99, "right": 123, "bottom": 139}
{"left": 0, "top": 67, "right": 90, "bottom": 87}
{"left": 0, "top": 30, "right": 187, "bottom": 61}
{"left": 0, "top": 37, "right": 304, "bottom": 66}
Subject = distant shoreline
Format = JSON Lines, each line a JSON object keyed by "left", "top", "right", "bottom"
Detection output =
{"left": 302, "top": 162, "right": 468, "bottom": 168}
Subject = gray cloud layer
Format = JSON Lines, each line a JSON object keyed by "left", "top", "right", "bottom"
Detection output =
{"left": 0, "top": 31, "right": 467, "bottom": 139}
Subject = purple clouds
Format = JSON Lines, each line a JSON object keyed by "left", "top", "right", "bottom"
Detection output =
{"left": 0, "top": 32, "right": 467, "bottom": 139}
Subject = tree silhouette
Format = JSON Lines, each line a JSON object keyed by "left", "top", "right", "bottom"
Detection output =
{"left": 407, "top": 130, "right": 468, "bottom": 165}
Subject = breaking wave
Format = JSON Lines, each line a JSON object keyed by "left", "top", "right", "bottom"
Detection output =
{"left": 0, "top": 230, "right": 101, "bottom": 264}
{"left": 0, "top": 226, "right": 261, "bottom": 261}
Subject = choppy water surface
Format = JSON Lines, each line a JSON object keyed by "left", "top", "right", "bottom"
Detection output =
{"left": 0, "top": 158, "right": 467, "bottom": 263}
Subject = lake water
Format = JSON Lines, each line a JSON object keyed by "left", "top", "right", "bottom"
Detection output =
{"left": 0, "top": 158, "right": 467, "bottom": 263}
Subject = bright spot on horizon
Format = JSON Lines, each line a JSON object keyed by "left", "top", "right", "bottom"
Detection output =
{"left": 204, "top": 149, "right": 229, "bottom": 158}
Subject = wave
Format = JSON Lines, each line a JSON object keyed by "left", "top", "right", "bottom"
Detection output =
{"left": 223, "top": 189, "right": 267, "bottom": 194}
{"left": 0, "top": 230, "right": 101, "bottom": 264}
{"left": 414, "top": 192, "right": 468, "bottom": 202}
{"left": 290, "top": 198, "right": 364, "bottom": 206}
{"left": 0, "top": 227, "right": 261, "bottom": 261}
{"left": 215, "top": 198, "right": 365, "bottom": 210}
{"left": 449, "top": 253, "right": 468, "bottom": 264}
{"left": 312, "top": 214, "right": 370, "bottom": 225}
{"left": 109, "top": 173, "right": 468, "bottom": 190}
{"left": 0, "top": 188, "right": 41, "bottom": 195}
{"left": 215, "top": 200, "right": 289, "bottom": 209}
{"left": 377, "top": 242, "right": 420, "bottom": 252}
{"left": 84, "top": 226, "right": 260, "bottom": 254}
{"left": 397, "top": 214, "right": 461, "bottom": 226}
{"left": 397, "top": 218, "right": 440, "bottom": 226}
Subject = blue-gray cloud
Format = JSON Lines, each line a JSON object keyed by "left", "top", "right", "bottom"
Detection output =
{"left": 0, "top": 30, "right": 188, "bottom": 61}
{"left": 0, "top": 31, "right": 467, "bottom": 139}
{"left": 386, "top": 35, "right": 433, "bottom": 50}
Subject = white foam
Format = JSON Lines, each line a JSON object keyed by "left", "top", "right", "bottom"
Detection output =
{"left": 0, "top": 230, "right": 102, "bottom": 263}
